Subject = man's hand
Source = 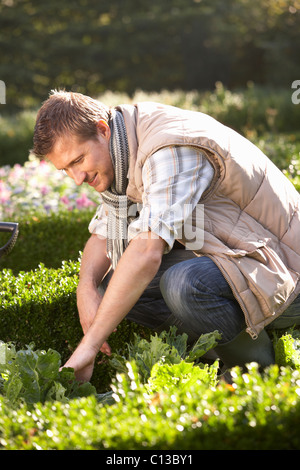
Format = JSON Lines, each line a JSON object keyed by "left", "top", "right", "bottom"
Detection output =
{"left": 63, "top": 340, "right": 98, "bottom": 383}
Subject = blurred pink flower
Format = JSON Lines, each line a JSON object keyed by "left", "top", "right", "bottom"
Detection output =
{"left": 0, "top": 184, "right": 11, "bottom": 203}
{"left": 76, "top": 193, "right": 96, "bottom": 209}
{"left": 9, "top": 164, "right": 23, "bottom": 180}
{"left": 40, "top": 185, "right": 50, "bottom": 195}
{"left": 39, "top": 160, "right": 51, "bottom": 174}
{"left": 60, "top": 195, "right": 71, "bottom": 206}
{"left": 0, "top": 159, "right": 99, "bottom": 218}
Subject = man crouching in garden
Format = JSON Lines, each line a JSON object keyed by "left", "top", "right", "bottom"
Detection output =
{"left": 32, "top": 90, "right": 300, "bottom": 382}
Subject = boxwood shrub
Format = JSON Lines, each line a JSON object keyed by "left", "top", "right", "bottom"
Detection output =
{"left": 0, "top": 359, "right": 299, "bottom": 450}
{"left": 1, "top": 259, "right": 300, "bottom": 450}
{"left": 0, "top": 260, "right": 149, "bottom": 392}
{"left": 0, "top": 209, "right": 96, "bottom": 274}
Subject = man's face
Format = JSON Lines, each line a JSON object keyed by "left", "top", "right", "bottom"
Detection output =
{"left": 47, "top": 121, "right": 114, "bottom": 193}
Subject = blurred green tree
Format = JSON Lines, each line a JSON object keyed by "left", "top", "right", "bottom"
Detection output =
{"left": 0, "top": 0, "right": 299, "bottom": 110}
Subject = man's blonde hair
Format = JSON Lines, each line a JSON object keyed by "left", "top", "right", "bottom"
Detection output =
{"left": 32, "top": 90, "right": 111, "bottom": 159}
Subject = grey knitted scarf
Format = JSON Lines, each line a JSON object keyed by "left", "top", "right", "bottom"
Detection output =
{"left": 101, "top": 110, "right": 133, "bottom": 270}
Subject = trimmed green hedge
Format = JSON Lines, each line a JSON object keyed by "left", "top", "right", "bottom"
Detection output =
{"left": 0, "top": 209, "right": 95, "bottom": 274}
{"left": 0, "top": 359, "right": 299, "bottom": 450}
{"left": 1, "top": 260, "right": 300, "bottom": 449}
{"left": 0, "top": 260, "right": 149, "bottom": 392}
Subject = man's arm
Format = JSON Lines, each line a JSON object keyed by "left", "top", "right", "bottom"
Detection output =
{"left": 78, "top": 234, "right": 111, "bottom": 288}
{"left": 63, "top": 232, "right": 166, "bottom": 382}
{"left": 77, "top": 234, "right": 111, "bottom": 333}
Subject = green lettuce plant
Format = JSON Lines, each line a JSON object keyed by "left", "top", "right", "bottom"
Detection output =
{"left": 0, "top": 341, "right": 96, "bottom": 408}
{"left": 109, "top": 326, "right": 221, "bottom": 382}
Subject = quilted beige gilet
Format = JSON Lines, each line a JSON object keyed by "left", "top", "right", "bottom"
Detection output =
{"left": 117, "top": 102, "right": 300, "bottom": 338}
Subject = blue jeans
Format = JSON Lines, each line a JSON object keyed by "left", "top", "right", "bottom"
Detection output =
{"left": 103, "top": 248, "right": 300, "bottom": 344}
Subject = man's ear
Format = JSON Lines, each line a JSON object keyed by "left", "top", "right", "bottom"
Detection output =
{"left": 96, "top": 120, "right": 110, "bottom": 139}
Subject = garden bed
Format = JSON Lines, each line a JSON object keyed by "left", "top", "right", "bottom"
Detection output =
{"left": 0, "top": 328, "right": 300, "bottom": 450}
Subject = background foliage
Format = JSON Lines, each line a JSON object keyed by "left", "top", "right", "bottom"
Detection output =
{"left": 0, "top": 0, "right": 299, "bottom": 110}
{"left": 1, "top": 84, "right": 300, "bottom": 167}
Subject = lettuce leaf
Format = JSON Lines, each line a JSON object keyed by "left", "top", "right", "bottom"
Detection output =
{"left": 146, "top": 359, "right": 219, "bottom": 394}
{"left": 110, "top": 327, "right": 221, "bottom": 382}
{"left": 0, "top": 341, "right": 96, "bottom": 407}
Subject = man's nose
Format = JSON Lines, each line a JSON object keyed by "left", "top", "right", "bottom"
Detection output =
{"left": 69, "top": 167, "right": 86, "bottom": 186}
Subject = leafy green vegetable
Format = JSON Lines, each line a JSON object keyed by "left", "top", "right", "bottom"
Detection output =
{"left": 146, "top": 359, "right": 219, "bottom": 394}
{"left": 0, "top": 260, "right": 147, "bottom": 393}
{"left": 273, "top": 329, "right": 300, "bottom": 369}
{"left": 109, "top": 326, "right": 221, "bottom": 382}
{"left": 0, "top": 341, "right": 96, "bottom": 407}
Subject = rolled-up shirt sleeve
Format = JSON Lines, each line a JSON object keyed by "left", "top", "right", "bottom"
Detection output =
{"left": 128, "top": 146, "right": 214, "bottom": 253}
